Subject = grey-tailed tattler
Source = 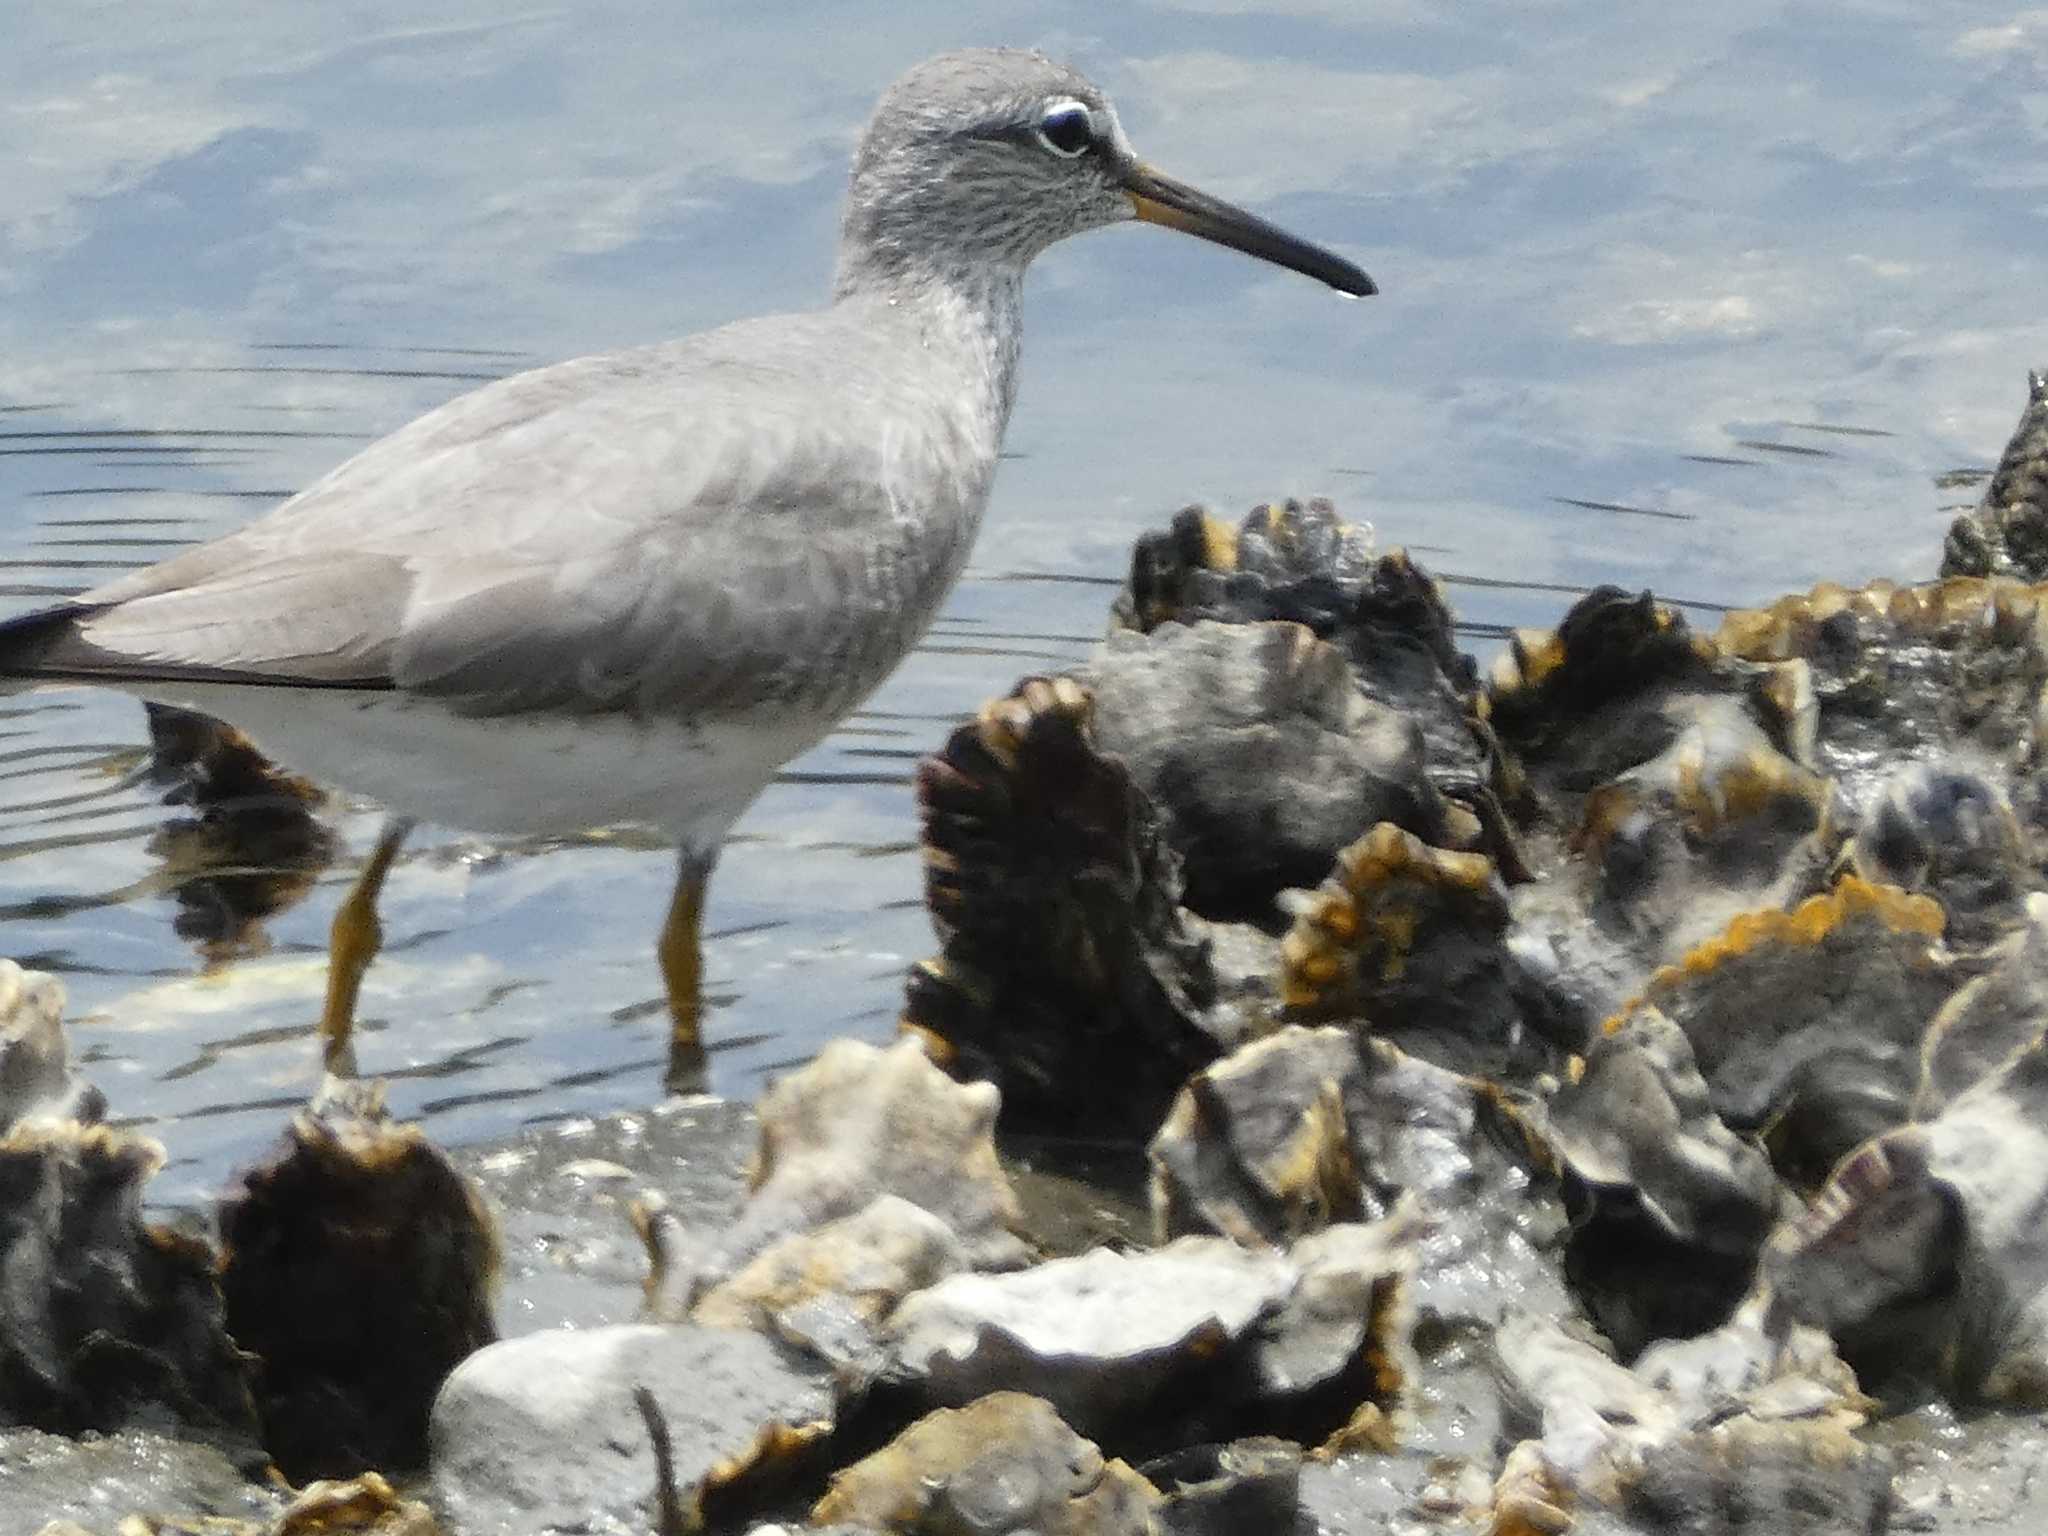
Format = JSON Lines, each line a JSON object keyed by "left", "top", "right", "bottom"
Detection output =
{"left": 0, "top": 48, "right": 1373, "bottom": 1088}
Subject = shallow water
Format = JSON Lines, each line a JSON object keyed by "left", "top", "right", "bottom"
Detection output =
{"left": 0, "top": 1, "right": 2040, "bottom": 1202}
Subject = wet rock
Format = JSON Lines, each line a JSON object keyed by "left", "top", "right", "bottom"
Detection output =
{"left": 218, "top": 1080, "right": 497, "bottom": 1481}
{"left": 1525, "top": 1010, "right": 1782, "bottom": 1356}
{"left": 871, "top": 1216, "right": 1413, "bottom": 1457}
{"left": 1114, "top": 500, "right": 1501, "bottom": 850}
{"left": 1916, "top": 892, "right": 2048, "bottom": 1116}
{"left": 428, "top": 1323, "right": 832, "bottom": 1536}
{"left": 1148, "top": 1024, "right": 1567, "bottom": 1341}
{"left": 1, "top": 1426, "right": 279, "bottom": 1533}
{"left": 1142, "top": 1437, "right": 1303, "bottom": 1536}
{"left": 0, "top": 1117, "right": 256, "bottom": 1447}
{"left": 904, "top": 675, "right": 1228, "bottom": 1136}
{"left": 811, "top": 1392, "right": 1159, "bottom": 1534}
{"left": 1942, "top": 370, "right": 2048, "bottom": 582}
{"left": 1086, "top": 619, "right": 1459, "bottom": 919}
{"left": 691, "top": 1194, "right": 967, "bottom": 1370}
{"left": 0, "top": 960, "right": 103, "bottom": 1131}
{"left": 1149, "top": 1026, "right": 1373, "bottom": 1247}
{"left": 704, "top": 1038, "right": 1028, "bottom": 1284}
{"left": 1613, "top": 877, "right": 1956, "bottom": 1189}
{"left": 1491, "top": 1310, "right": 1888, "bottom": 1535}
{"left": 1771, "top": 1030, "right": 2048, "bottom": 1404}
{"left": 1280, "top": 822, "right": 1582, "bottom": 1079}
{"left": 1569, "top": 703, "right": 1835, "bottom": 968}
{"left": 1486, "top": 587, "right": 1759, "bottom": 812}
{"left": 1715, "top": 576, "right": 2048, "bottom": 840}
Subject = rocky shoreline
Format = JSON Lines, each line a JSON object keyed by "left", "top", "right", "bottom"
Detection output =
{"left": 14, "top": 375, "right": 2048, "bottom": 1535}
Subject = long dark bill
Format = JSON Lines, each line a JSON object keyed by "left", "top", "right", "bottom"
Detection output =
{"left": 1122, "top": 162, "right": 1376, "bottom": 297}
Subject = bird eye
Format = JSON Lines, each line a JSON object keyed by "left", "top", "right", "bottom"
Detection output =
{"left": 1035, "top": 100, "right": 1095, "bottom": 158}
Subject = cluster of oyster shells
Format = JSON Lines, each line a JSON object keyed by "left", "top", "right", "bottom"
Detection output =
{"left": 20, "top": 377, "right": 2048, "bottom": 1534}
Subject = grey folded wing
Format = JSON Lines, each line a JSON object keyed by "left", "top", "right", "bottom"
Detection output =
{"left": 54, "top": 515, "right": 905, "bottom": 721}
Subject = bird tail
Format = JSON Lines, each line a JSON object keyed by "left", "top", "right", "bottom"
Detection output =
{"left": 0, "top": 604, "right": 97, "bottom": 689}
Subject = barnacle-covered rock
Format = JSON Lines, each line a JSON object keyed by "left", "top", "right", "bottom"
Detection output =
{"left": 0, "top": 960, "right": 102, "bottom": 1131}
{"left": 1942, "top": 369, "right": 2048, "bottom": 581}
{"left": 1844, "top": 760, "right": 2036, "bottom": 951}
{"left": 1149, "top": 1024, "right": 1568, "bottom": 1349}
{"left": 429, "top": 1323, "right": 832, "bottom": 1536}
{"left": 1770, "top": 1030, "right": 2048, "bottom": 1403}
{"left": 1114, "top": 501, "right": 1500, "bottom": 831}
{"left": 1086, "top": 620, "right": 1462, "bottom": 918}
{"left": 905, "top": 676, "right": 1228, "bottom": 1135}
{"left": 869, "top": 1216, "right": 1414, "bottom": 1457}
{"left": 1570, "top": 706, "right": 1834, "bottom": 969}
{"left": 1485, "top": 587, "right": 1747, "bottom": 803}
{"left": 690, "top": 1193, "right": 967, "bottom": 1369}
{"left": 1491, "top": 1309, "right": 1889, "bottom": 1534}
{"left": 1613, "top": 877, "right": 1954, "bottom": 1188}
{"left": 811, "top": 1392, "right": 1159, "bottom": 1535}
{"left": 217, "top": 1080, "right": 498, "bottom": 1481}
{"left": 0, "top": 1117, "right": 254, "bottom": 1446}
{"left": 703, "top": 1037, "right": 1029, "bottom": 1283}
{"left": 1280, "top": 822, "right": 1582, "bottom": 1078}
{"left": 1148, "top": 1026, "right": 1371, "bottom": 1247}
{"left": 1715, "top": 576, "right": 2048, "bottom": 838}
{"left": 1518, "top": 1010, "right": 1781, "bottom": 1356}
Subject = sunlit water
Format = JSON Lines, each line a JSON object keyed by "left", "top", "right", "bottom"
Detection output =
{"left": 1, "top": 1, "right": 2038, "bottom": 1202}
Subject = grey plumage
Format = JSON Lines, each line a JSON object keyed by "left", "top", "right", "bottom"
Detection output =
{"left": 0, "top": 43, "right": 1370, "bottom": 866}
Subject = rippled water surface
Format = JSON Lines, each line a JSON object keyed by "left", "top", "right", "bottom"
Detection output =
{"left": 2, "top": 2, "right": 2042, "bottom": 1200}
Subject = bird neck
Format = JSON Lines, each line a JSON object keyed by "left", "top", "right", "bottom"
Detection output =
{"left": 832, "top": 258, "right": 1025, "bottom": 426}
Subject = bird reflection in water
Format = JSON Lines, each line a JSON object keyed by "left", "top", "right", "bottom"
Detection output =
{"left": 142, "top": 704, "right": 338, "bottom": 967}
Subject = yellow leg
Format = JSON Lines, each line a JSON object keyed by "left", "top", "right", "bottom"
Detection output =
{"left": 658, "top": 849, "right": 715, "bottom": 1093}
{"left": 319, "top": 818, "right": 411, "bottom": 1077}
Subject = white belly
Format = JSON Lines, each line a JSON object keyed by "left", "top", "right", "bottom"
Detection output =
{"left": 114, "top": 682, "right": 830, "bottom": 847}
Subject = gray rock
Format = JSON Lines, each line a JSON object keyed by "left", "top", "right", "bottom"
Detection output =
{"left": 428, "top": 1323, "right": 831, "bottom": 1536}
